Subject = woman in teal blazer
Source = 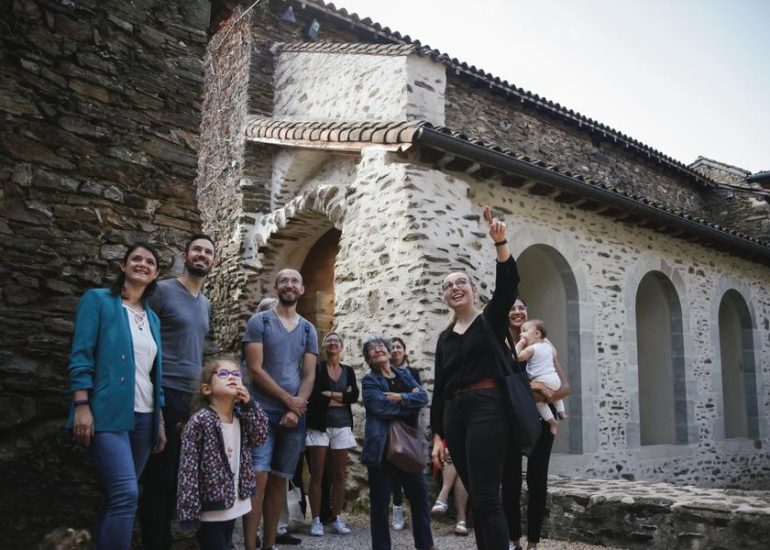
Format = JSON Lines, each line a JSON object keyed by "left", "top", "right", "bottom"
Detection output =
{"left": 67, "top": 243, "right": 166, "bottom": 550}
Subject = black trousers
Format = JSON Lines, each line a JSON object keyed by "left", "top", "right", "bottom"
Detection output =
{"left": 197, "top": 519, "right": 235, "bottom": 550}
{"left": 502, "top": 419, "right": 555, "bottom": 543}
{"left": 444, "top": 388, "right": 512, "bottom": 550}
{"left": 367, "top": 462, "right": 434, "bottom": 550}
{"left": 138, "top": 387, "right": 193, "bottom": 550}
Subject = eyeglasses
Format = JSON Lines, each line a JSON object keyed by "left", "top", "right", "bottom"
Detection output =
{"left": 367, "top": 342, "right": 389, "bottom": 352}
{"left": 214, "top": 369, "right": 242, "bottom": 380}
{"left": 510, "top": 304, "right": 528, "bottom": 313}
{"left": 277, "top": 276, "right": 302, "bottom": 286}
{"left": 442, "top": 278, "right": 470, "bottom": 292}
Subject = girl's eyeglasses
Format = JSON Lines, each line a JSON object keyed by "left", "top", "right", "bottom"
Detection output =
{"left": 214, "top": 369, "right": 242, "bottom": 379}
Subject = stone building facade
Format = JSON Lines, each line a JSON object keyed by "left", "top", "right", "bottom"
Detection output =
{"left": 2, "top": 0, "right": 769, "bottom": 544}
{"left": 0, "top": 0, "right": 211, "bottom": 544}
{"left": 199, "top": 0, "right": 770, "bottom": 491}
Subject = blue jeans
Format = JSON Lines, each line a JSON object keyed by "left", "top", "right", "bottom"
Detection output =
{"left": 90, "top": 412, "right": 154, "bottom": 550}
{"left": 367, "top": 462, "right": 433, "bottom": 550}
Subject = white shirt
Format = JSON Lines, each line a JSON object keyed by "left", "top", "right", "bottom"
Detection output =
{"left": 200, "top": 418, "right": 252, "bottom": 522}
{"left": 525, "top": 341, "right": 556, "bottom": 380}
{"left": 124, "top": 304, "right": 157, "bottom": 413}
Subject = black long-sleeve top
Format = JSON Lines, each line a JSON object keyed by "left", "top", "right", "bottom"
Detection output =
{"left": 430, "top": 256, "right": 520, "bottom": 438}
{"left": 306, "top": 361, "right": 360, "bottom": 432}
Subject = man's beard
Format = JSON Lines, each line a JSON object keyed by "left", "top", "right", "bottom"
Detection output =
{"left": 278, "top": 293, "right": 298, "bottom": 306}
{"left": 185, "top": 258, "right": 210, "bottom": 277}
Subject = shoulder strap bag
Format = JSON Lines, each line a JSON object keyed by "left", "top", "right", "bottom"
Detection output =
{"left": 480, "top": 315, "right": 542, "bottom": 456}
{"left": 387, "top": 419, "right": 425, "bottom": 473}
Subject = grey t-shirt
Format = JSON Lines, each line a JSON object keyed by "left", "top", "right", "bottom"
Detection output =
{"left": 148, "top": 279, "right": 211, "bottom": 393}
{"left": 326, "top": 368, "right": 350, "bottom": 428}
{"left": 242, "top": 309, "right": 319, "bottom": 412}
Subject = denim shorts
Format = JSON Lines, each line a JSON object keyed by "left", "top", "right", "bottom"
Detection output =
{"left": 251, "top": 406, "right": 306, "bottom": 478}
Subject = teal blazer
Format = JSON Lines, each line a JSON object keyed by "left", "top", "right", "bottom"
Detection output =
{"left": 66, "top": 288, "right": 165, "bottom": 444}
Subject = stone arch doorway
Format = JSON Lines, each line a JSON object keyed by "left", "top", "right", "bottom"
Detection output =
{"left": 516, "top": 244, "right": 582, "bottom": 454}
{"left": 635, "top": 271, "right": 687, "bottom": 446}
{"left": 718, "top": 290, "right": 759, "bottom": 439}
{"left": 298, "top": 228, "right": 341, "bottom": 347}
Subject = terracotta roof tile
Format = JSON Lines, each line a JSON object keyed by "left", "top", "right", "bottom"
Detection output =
{"left": 243, "top": 115, "right": 770, "bottom": 254}
{"left": 275, "top": 42, "right": 418, "bottom": 56}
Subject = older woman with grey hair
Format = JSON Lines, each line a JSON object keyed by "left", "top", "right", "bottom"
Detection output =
{"left": 360, "top": 334, "right": 434, "bottom": 550}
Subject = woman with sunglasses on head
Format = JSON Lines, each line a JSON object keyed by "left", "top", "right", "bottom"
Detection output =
{"left": 430, "top": 206, "right": 520, "bottom": 550}
{"left": 66, "top": 243, "right": 166, "bottom": 550}
{"left": 502, "top": 299, "right": 570, "bottom": 550}
{"left": 361, "top": 334, "right": 434, "bottom": 550}
{"left": 305, "top": 332, "right": 359, "bottom": 537}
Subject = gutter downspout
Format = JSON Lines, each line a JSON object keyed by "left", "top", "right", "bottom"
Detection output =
{"left": 415, "top": 127, "right": 770, "bottom": 265}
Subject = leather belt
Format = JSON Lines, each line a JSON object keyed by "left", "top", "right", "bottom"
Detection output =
{"left": 454, "top": 378, "right": 499, "bottom": 394}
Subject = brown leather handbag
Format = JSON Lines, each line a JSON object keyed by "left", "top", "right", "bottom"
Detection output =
{"left": 387, "top": 419, "right": 425, "bottom": 473}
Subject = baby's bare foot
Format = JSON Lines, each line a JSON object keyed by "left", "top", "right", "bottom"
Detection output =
{"left": 547, "top": 418, "right": 559, "bottom": 436}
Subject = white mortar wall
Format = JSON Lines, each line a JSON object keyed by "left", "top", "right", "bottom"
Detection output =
{"left": 353, "top": 159, "right": 770, "bottom": 488}
{"left": 274, "top": 52, "right": 446, "bottom": 124}
{"left": 274, "top": 53, "right": 409, "bottom": 121}
{"left": 248, "top": 147, "right": 770, "bottom": 488}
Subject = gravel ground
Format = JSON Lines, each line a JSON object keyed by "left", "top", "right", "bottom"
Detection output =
{"left": 231, "top": 514, "right": 627, "bottom": 550}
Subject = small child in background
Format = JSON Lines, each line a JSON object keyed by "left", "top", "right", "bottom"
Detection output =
{"left": 515, "top": 320, "right": 566, "bottom": 436}
{"left": 177, "top": 356, "right": 268, "bottom": 550}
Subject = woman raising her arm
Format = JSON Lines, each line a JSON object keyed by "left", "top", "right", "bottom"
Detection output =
{"left": 431, "top": 206, "right": 520, "bottom": 550}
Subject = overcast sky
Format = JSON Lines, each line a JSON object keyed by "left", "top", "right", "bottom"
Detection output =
{"left": 333, "top": 0, "right": 769, "bottom": 173}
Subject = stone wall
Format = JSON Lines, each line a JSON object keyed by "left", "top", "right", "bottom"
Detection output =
{"left": 196, "top": 2, "right": 368, "bottom": 350}
{"left": 274, "top": 48, "right": 445, "bottom": 124}
{"left": 691, "top": 157, "right": 770, "bottom": 241}
{"left": 240, "top": 131, "right": 770, "bottom": 491}
{"left": 0, "top": 0, "right": 209, "bottom": 544}
{"left": 200, "top": 1, "right": 770, "bottom": 492}
{"left": 444, "top": 77, "right": 717, "bottom": 226}
{"left": 544, "top": 476, "right": 770, "bottom": 549}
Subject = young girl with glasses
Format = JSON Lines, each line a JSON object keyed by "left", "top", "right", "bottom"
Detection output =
{"left": 176, "top": 356, "right": 269, "bottom": 550}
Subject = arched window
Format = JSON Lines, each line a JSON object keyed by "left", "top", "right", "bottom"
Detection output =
{"left": 718, "top": 290, "right": 759, "bottom": 439}
{"left": 517, "top": 244, "right": 582, "bottom": 454}
{"left": 636, "top": 271, "right": 687, "bottom": 445}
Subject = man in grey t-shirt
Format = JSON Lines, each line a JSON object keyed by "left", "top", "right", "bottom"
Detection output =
{"left": 139, "top": 234, "right": 216, "bottom": 550}
{"left": 242, "top": 268, "right": 318, "bottom": 550}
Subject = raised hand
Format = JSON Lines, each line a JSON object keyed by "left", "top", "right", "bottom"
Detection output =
{"left": 484, "top": 205, "right": 506, "bottom": 243}
{"left": 236, "top": 385, "right": 250, "bottom": 405}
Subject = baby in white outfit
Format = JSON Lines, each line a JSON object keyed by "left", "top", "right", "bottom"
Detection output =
{"left": 515, "top": 319, "right": 566, "bottom": 435}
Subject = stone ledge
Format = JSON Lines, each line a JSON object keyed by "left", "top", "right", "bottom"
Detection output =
{"left": 543, "top": 476, "right": 770, "bottom": 549}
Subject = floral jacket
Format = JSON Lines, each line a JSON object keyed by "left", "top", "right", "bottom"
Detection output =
{"left": 176, "top": 400, "right": 268, "bottom": 524}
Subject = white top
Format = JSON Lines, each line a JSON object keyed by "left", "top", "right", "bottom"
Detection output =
{"left": 200, "top": 418, "right": 252, "bottom": 522}
{"left": 124, "top": 304, "right": 157, "bottom": 413}
{"left": 525, "top": 341, "right": 556, "bottom": 379}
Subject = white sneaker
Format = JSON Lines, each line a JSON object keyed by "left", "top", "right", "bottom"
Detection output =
{"left": 392, "top": 505, "right": 405, "bottom": 530}
{"left": 331, "top": 515, "right": 351, "bottom": 535}
{"left": 310, "top": 517, "right": 324, "bottom": 536}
